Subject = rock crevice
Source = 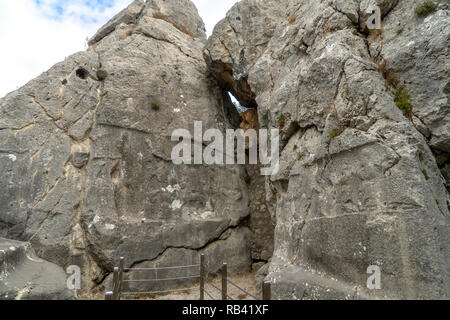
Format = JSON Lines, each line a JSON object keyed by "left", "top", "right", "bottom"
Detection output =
{"left": 1, "top": 0, "right": 449, "bottom": 300}
{"left": 206, "top": 0, "right": 450, "bottom": 300}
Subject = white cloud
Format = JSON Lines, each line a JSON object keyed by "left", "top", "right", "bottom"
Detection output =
{"left": 0, "top": 0, "right": 130, "bottom": 98}
{"left": 192, "top": 0, "right": 238, "bottom": 36}
{"left": 0, "top": 0, "right": 238, "bottom": 98}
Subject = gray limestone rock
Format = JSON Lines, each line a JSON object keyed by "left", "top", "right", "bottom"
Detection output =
{"left": 1, "top": 0, "right": 449, "bottom": 300}
{"left": 0, "top": 0, "right": 251, "bottom": 295}
{"left": 0, "top": 238, "right": 74, "bottom": 300}
{"left": 206, "top": 0, "right": 450, "bottom": 299}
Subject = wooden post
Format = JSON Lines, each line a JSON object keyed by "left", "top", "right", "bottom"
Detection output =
{"left": 112, "top": 267, "right": 119, "bottom": 300}
{"left": 262, "top": 281, "right": 271, "bottom": 300}
{"left": 199, "top": 254, "right": 205, "bottom": 300}
{"left": 105, "top": 291, "right": 113, "bottom": 300}
{"left": 221, "top": 262, "right": 227, "bottom": 300}
{"left": 117, "top": 257, "right": 125, "bottom": 301}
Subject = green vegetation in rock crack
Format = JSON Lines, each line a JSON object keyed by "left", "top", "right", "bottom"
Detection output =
{"left": 62, "top": 170, "right": 67, "bottom": 175}
{"left": 415, "top": 1, "right": 438, "bottom": 17}
{"left": 151, "top": 101, "right": 161, "bottom": 111}
{"left": 344, "top": 86, "right": 350, "bottom": 97}
{"left": 272, "top": 188, "right": 281, "bottom": 199}
{"left": 396, "top": 28, "right": 404, "bottom": 35}
{"left": 96, "top": 70, "right": 108, "bottom": 81}
{"left": 435, "top": 199, "right": 444, "bottom": 215}
{"left": 288, "top": 14, "right": 297, "bottom": 24}
{"left": 394, "top": 86, "right": 412, "bottom": 113}
{"left": 441, "top": 168, "right": 447, "bottom": 174}
{"left": 125, "top": 180, "right": 132, "bottom": 189}
{"left": 330, "top": 129, "right": 342, "bottom": 139}
{"left": 297, "top": 152, "right": 304, "bottom": 160}
{"left": 422, "top": 169, "right": 430, "bottom": 181}
{"left": 277, "top": 114, "right": 286, "bottom": 128}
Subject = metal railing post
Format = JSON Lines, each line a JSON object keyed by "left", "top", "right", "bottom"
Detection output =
{"left": 262, "top": 281, "right": 271, "bottom": 300}
{"left": 112, "top": 267, "right": 119, "bottom": 300}
{"left": 117, "top": 257, "right": 125, "bottom": 301}
{"left": 221, "top": 262, "right": 227, "bottom": 300}
{"left": 105, "top": 291, "right": 113, "bottom": 300}
{"left": 199, "top": 254, "right": 205, "bottom": 300}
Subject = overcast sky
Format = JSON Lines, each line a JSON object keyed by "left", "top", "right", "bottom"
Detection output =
{"left": 0, "top": 0, "right": 239, "bottom": 98}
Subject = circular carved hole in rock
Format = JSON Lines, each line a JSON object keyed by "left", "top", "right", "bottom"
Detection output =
{"left": 76, "top": 68, "right": 88, "bottom": 80}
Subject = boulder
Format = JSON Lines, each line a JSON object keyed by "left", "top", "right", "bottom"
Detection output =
{"left": 206, "top": 0, "right": 450, "bottom": 299}
{"left": 0, "top": 238, "right": 74, "bottom": 300}
{"left": 0, "top": 0, "right": 251, "bottom": 293}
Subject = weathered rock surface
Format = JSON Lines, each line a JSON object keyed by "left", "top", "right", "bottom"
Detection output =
{"left": 206, "top": 0, "right": 450, "bottom": 299}
{"left": 2, "top": 0, "right": 449, "bottom": 300}
{"left": 245, "top": 164, "right": 274, "bottom": 263}
{"left": 106, "top": 227, "right": 252, "bottom": 294}
{"left": 204, "top": 0, "right": 289, "bottom": 108}
{"left": 381, "top": 1, "right": 450, "bottom": 154}
{"left": 0, "top": 0, "right": 252, "bottom": 294}
{"left": 0, "top": 238, "right": 74, "bottom": 300}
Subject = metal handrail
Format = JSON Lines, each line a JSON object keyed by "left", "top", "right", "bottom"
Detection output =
{"left": 208, "top": 282, "right": 222, "bottom": 293}
{"left": 210, "top": 277, "right": 233, "bottom": 301}
{"left": 226, "top": 278, "right": 258, "bottom": 300}
{"left": 123, "top": 275, "right": 200, "bottom": 283}
{"left": 106, "top": 255, "right": 271, "bottom": 301}
{"left": 203, "top": 289, "right": 216, "bottom": 300}
{"left": 207, "top": 282, "right": 234, "bottom": 300}
{"left": 124, "top": 264, "right": 200, "bottom": 271}
{"left": 120, "top": 286, "right": 198, "bottom": 296}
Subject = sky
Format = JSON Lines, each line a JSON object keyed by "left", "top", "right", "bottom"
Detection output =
{"left": 0, "top": 0, "right": 239, "bottom": 98}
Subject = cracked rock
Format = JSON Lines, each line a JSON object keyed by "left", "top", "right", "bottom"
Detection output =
{"left": 0, "top": 238, "right": 74, "bottom": 300}
{"left": 207, "top": 0, "right": 450, "bottom": 300}
{"left": 0, "top": 0, "right": 251, "bottom": 293}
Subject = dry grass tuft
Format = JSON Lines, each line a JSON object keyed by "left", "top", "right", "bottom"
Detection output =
{"left": 153, "top": 11, "right": 194, "bottom": 38}
{"left": 288, "top": 14, "right": 297, "bottom": 24}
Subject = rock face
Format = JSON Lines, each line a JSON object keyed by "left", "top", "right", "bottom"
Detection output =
{"left": 204, "top": 0, "right": 289, "bottom": 108}
{"left": 0, "top": 0, "right": 252, "bottom": 293}
{"left": 0, "top": 238, "right": 74, "bottom": 300}
{"left": 206, "top": 0, "right": 450, "bottom": 299}
{"left": 1, "top": 0, "right": 449, "bottom": 300}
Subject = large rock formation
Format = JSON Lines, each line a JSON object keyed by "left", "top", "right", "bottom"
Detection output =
{"left": 0, "top": 0, "right": 253, "bottom": 293}
{"left": 206, "top": 0, "right": 450, "bottom": 299}
{"left": 1, "top": 0, "right": 449, "bottom": 300}
{"left": 0, "top": 238, "right": 74, "bottom": 300}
